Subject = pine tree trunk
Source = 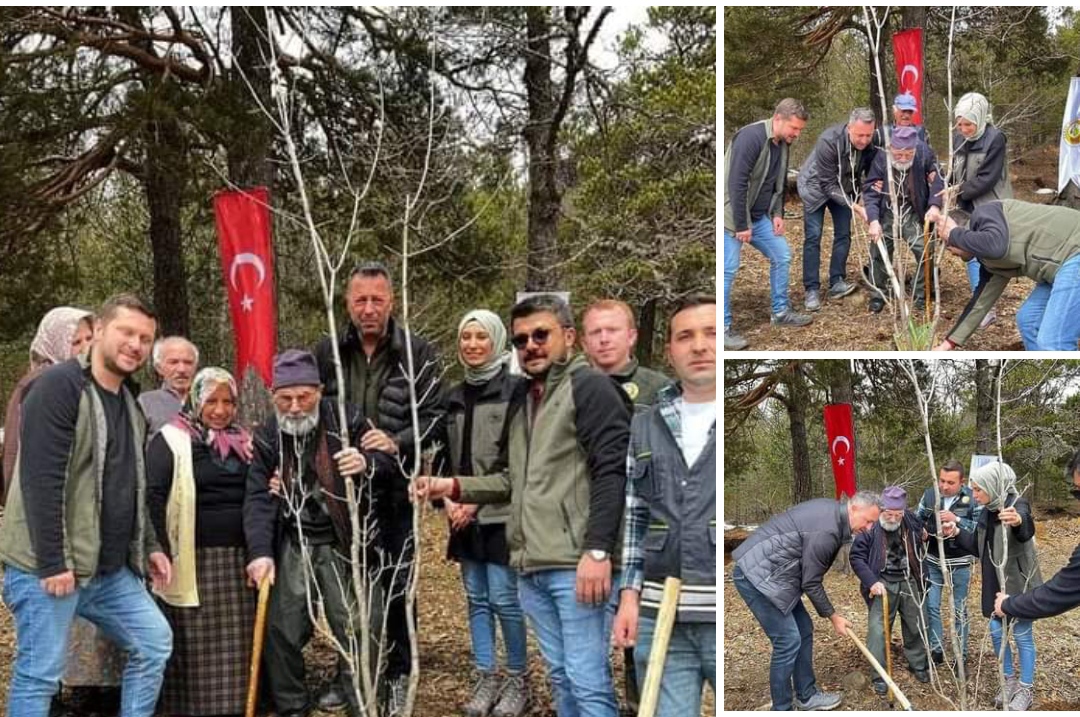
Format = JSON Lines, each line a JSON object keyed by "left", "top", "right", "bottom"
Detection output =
{"left": 145, "top": 115, "right": 189, "bottom": 337}
{"left": 788, "top": 363, "right": 813, "bottom": 505}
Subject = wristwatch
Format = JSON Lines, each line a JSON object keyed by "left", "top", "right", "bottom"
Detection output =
{"left": 587, "top": 549, "right": 609, "bottom": 562}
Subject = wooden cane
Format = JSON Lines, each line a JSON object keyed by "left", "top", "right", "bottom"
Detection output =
{"left": 844, "top": 627, "right": 913, "bottom": 711}
{"left": 923, "top": 217, "right": 932, "bottom": 323}
{"left": 882, "top": 589, "right": 894, "bottom": 703}
{"left": 245, "top": 577, "right": 272, "bottom": 717}
{"left": 638, "top": 577, "right": 682, "bottom": 717}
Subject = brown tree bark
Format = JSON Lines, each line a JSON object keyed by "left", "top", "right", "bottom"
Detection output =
{"left": 636, "top": 298, "right": 657, "bottom": 367}
{"left": 144, "top": 114, "right": 190, "bottom": 338}
{"left": 228, "top": 7, "right": 274, "bottom": 189}
{"left": 787, "top": 363, "right": 813, "bottom": 505}
{"left": 974, "top": 359, "right": 995, "bottom": 455}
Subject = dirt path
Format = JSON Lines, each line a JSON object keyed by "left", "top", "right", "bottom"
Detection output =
{"left": 723, "top": 514, "right": 1080, "bottom": 711}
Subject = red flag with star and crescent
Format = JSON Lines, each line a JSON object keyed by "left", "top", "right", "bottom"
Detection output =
{"left": 823, "top": 403, "right": 857, "bottom": 500}
{"left": 213, "top": 187, "right": 277, "bottom": 387}
{"left": 893, "top": 28, "right": 924, "bottom": 125}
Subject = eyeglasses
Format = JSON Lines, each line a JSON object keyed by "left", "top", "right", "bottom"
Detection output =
{"left": 511, "top": 328, "right": 551, "bottom": 350}
{"left": 272, "top": 391, "right": 320, "bottom": 410}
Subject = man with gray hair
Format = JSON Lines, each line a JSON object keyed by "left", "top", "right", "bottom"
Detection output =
{"left": 732, "top": 491, "right": 882, "bottom": 711}
{"left": 797, "top": 108, "right": 881, "bottom": 312}
{"left": 138, "top": 336, "right": 199, "bottom": 434}
{"left": 723, "top": 98, "right": 813, "bottom": 351}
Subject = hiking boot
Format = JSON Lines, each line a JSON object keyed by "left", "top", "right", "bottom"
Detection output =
{"left": 387, "top": 675, "right": 408, "bottom": 716}
{"left": 724, "top": 329, "right": 749, "bottom": 351}
{"left": 805, "top": 289, "right": 822, "bottom": 312}
{"left": 994, "top": 675, "right": 1019, "bottom": 709}
{"left": 492, "top": 674, "right": 529, "bottom": 717}
{"left": 979, "top": 310, "right": 997, "bottom": 330}
{"left": 931, "top": 650, "right": 944, "bottom": 665}
{"left": 317, "top": 683, "right": 349, "bottom": 712}
{"left": 829, "top": 279, "right": 858, "bottom": 299}
{"left": 1009, "top": 684, "right": 1033, "bottom": 711}
{"left": 872, "top": 678, "right": 888, "bottom": 696}
{"left": 793, "top": 690, "right": 841, "bottom": 711}
{"left": 771, "top": 309, "right": 813, "bottom": 328}
{"left": 463, "top": 671, "right": 502, "bottom": 717}
{"left": 869, "top": 297, "right": 885, "bottom": 314}
{"left": 911, "top": 668, "right": 930, "bottom": 684}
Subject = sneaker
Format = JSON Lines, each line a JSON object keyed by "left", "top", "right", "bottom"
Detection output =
{"left": 463, "top": 671, "right": 502, "bottom": 717}
{"left": 805, "top": 289, "right": 822, "bottom": 312}
{"left": 872, "top": 678, "right": 888, "bottom": 695}
{"left": 979, "top": 310, "right": 997, "bottom": 330}
{"left": 1010, "top": 684, "right": 1033, "bottom": 711}
{"left": 492, "top": 674, "right": 529, "bottom": 717}
{"left": 994, "top": 676, "right": 1019, "bottom": 709}
{"left": 794, "top": 690, "right": 842, "bottom": 711}
{"left": 771, "top": 309, "right": 813, "bottom": 328}
{"left": 317, "top": 683, "right": 349, "bottom": 712}
{"left": 387, "top": 675, "right": 408, "bottom": 717}
{"left": 869, "top": 297, "right": 885, "bottom": 314}
{"left": 828, "top": 279, "right": 858, "bottom": 299}
{"left": 724, "top": 329, "right": 749, "bottom": 351}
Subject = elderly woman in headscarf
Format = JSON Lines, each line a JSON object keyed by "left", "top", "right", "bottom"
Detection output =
{"left": 952, "top": 92, "right": 1015, "bottom": 310}
{"left": 2, "top": 306, "right": 127, "bottom": 714}
{"left": 438, "top": 309, "right": 530, "bottom": 717}
{"left": 146, "top": 366, "right": 256, "bottom": 717}
{"left": 944, "top": 461, "right": 1042, "bottom": 710}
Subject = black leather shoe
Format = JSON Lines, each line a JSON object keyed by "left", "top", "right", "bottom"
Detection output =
{"left": 872, "top": 677, "right": 888, "bottom": 695}
{"left": 869, "top": 297, "right": 885, "bottom": 313}
{"left": 931, "top": 650, "right": 944, "bottom": 665}
{"left": 913, "top": 669, "right": 930, "bottom": 683}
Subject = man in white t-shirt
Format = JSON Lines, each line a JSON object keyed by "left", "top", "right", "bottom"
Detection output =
{"left": 612, "top": 294, "right": 717, "bottom": 717}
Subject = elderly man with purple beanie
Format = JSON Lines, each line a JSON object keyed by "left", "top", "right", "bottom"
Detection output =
{"left": 862, "top": 124, "right": 945, "bottom": 313}
{"left": 850, "top": 486, "right": 930, "bottom": 695}
{"left": 243, "top": 349, "right": 397, "bottom": 717}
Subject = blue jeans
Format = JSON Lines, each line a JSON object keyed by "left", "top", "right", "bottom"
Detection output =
{"left": 990, "top": 617, "right": 1035, "bottom": 685}
{"left": 461, "top": 559, "right": 528, "bottom": 674}
{"left": 1015, "top": 253, "right": 1080, "bottom": 350}
{"left": 802, "top": 200, "right": 852, "bottom": 291}
{"left": 517, "top": 569, "right": 619, "bottom": 717}
{"left": 924, "top": 561, "right": 971, "bottom": 657}
{"left": 3, "top": 566, "right": 172, "bottom": 717}
{"left": 966, "top": 257, "right": 982, "bottom": 291}
{"left": 633, "top": 617, "right": 715, "bottom": 717}
{"left": 724, "top": 215, "right": 792, "bottom": 328}
{"left": 733, "top": 565, "right": 816, "bottom": 711}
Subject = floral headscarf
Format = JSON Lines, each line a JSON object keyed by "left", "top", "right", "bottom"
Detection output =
{"left": 173, "top": 367, "right": 252, "bottom": 462}
{"left": 29, "top": 307, "right": 93, "bottom": 369}
{"left": 457, "top": 309, "right": 510, "bottom": 386}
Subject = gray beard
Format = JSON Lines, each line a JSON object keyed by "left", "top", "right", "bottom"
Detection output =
{"left": 880, "top": 516, "right": 902, "bottom": 532}
{"left": 890, "top": 159, "right": 914, "bottom": 172}
{"left": 277, "top": 410, "right": 319, "bottom": 437}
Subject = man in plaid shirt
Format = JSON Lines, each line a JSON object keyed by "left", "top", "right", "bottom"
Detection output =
{"left": 612, "top": 295, "right": 716, "bottom": 717}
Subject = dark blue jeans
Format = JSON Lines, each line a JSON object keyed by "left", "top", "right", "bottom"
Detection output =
{"left": 802, "top": 199, "right": 852, "bottom": 291}
{"left": 733, "top": 565, "right": 817, "bottom": 710}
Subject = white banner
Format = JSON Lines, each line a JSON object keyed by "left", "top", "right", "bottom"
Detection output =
{"left": 1059, "top": 77, "right": 1080, "bottom": 193}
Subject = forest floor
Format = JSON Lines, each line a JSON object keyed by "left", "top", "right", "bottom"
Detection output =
{"left": 0, "top": 508, "right": 716, "bottom": 716}
{"left": 727, "top": 144, "right": 1061, "bottom": 351}
{"left": 723, "top": 511, "right": 1080, "bottom": 711}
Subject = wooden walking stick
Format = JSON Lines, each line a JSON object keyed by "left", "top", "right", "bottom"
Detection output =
{"left": 882, "top": 590, "right": 894, "bottom": 703}
{"left": 638, "top": 576, "right": 682, "bottom": 717}
{"left": 245, "top": 577, "right": 273, "bottom": 717}
{"left": 923, "top": 217, "right": 932, "bottom": 323}
{"left": 844, "top": 627, "right": 914, "bottom": 711}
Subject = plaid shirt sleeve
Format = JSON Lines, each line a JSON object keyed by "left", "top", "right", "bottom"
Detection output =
{"left": 959, "top": 500, "right": 982, "bottom": 534}
{"left": 619, "top": 444, "right": 649, "bottom": 593}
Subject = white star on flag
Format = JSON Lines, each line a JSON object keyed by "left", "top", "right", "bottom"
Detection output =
{"left": 838, "top": 456, "right": 845, "bottom": 465}
{"left": 241, "top": 294, "right": 254, "bottom": 312}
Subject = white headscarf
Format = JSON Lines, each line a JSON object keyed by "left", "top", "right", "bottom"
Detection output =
{"left": 457, "top": 309, "right": 509, "bottom": 386}
{"left": 955, "top": 92, "right": 992, "bottom": 142}
{"left": 29, "top": 306, "right": 93, "bottom": 369}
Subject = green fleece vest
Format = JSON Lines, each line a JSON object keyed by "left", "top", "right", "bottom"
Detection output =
{"left": 723, "top": 119, "right": 788, "bottom": 233}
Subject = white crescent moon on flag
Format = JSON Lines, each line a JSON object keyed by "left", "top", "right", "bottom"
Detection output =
{"left": 229, "top": 253, "right": 266, "bottom": 290}
{"left": 831, "top": 435, "right": 852, "bottom": 456}
{"left": 901, "top": 64, "right": 920, "bottom": 87}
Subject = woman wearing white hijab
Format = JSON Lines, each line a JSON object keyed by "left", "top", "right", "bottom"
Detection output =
{"left": 440, "top": 309, "right": 530, "bottom": 717}
{"left": 953, "top": 91, "right": 1015, "bottom": 307}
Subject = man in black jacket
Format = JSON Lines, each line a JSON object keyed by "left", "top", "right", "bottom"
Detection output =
{"left": 313, "top": 261, "right": 442, "bottom": 712}
{"left": 850, "top": 486, "right": 929, "bottom": 694}
{"left": 731, "top": 492, "right": 881, "bottom": 711}
{"left": 244, "top": 350, "right": 395, "bottom": 717}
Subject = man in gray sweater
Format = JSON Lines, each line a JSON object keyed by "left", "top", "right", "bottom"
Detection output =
{"left": 732, "top": 492, "right": 882, "bottom": 711}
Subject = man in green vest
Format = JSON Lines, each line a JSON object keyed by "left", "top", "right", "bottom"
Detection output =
{"left": 933, "top": 200, "right": 1080, "bottom": 351}
{"left": 724, "top": 98, "right": 813, "bottom": 351}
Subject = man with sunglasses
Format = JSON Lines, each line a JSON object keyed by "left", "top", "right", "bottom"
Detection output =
{"left": 863, "top": 125, "right": 944, "bottom": 313}
{"left": 415, "top": 294, "right": 632, "bottom": 717}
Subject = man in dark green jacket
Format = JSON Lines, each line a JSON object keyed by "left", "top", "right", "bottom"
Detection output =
{"left": 416, "top": 294, "right": 632, "bottom": 717}
{"left": 933, "top": 200, "right": 1080, "bottom": 351}
{"left": 0, "top": 295, "right": 173, "bottom": 717}
{"left": 724, "top": 98, "right": 813, "bottom": 351}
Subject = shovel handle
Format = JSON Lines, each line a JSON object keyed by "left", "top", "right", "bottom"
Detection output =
{"left": 844, "top": 627, "right": 913, "bottom": 711}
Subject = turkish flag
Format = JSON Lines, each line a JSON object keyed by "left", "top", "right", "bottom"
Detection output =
{"left": 213, "top": 187, "right": 277, "bottom": 387}
{"left": 893, "top": 28, "right": 924, "bottom": 125}
{"left": 823, "top": 403, "right": 857, "bottom": 500}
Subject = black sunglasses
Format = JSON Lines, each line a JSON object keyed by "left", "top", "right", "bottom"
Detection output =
{"left": 511, "top": 328, "right": 551, "bottom": 350}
